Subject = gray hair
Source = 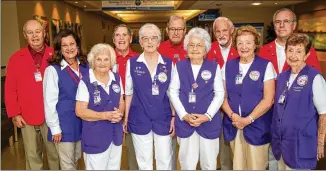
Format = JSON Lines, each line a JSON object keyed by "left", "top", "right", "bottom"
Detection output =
{"left": 87, "top": 43, "right": 116, "bottom": 69}
{"left": 184, "top": 27, "right": 211, "bottom": 53}
{"left": 139, "top": 23, "right": 162, "bottom": 42}
{"left": 273, "top": 8, "right": 297, "bottom": 22}
{"left": 212, "top": 17, "right": 234, "bottom": 31}
{"left": 167, "top": 14, "right": 186, "bottom": 28}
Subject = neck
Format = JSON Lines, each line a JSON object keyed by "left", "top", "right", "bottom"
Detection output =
{"left": 291, "top": 63, "right": 306, "bottom": 74}
{"left": 240, "top": 54, "right": 255, "bottom": 64}
{"left": 221, "top": 40, "right": 231, "bottom": 49}
{"left": 116, "top": 48, "right": 130, "bottom": 57}
{"left": 191, "top": 58, "right": 203, "bottom": 65}
{"left": 94, "top": 70, "right": 109, "bottom": 79}
{"left": 31, "top": 44, "right": 44, "bottom": 52}
{"left": 276, "top": 37, "right": 288, "bottom": 46}
{"left": 170, "top": 40, "right": 182, "bottom": 46}
{"left": 144, "top": 51, "right": 158, "bottom": 60}
{"left": 66, "top": 57, "right": 77, "bottom": 66}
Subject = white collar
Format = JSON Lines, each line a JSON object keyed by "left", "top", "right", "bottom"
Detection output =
{"left": 89, "top": 69, "right": 116, "bottom": 86}
{"left": 275, "top": 39, "right": 285, "bottom": 49}
{"left": 136, "top": 52, "right": 165, "bottom": 65}
{"left": 60, "top": 58, "right": 80, "bottom": 70}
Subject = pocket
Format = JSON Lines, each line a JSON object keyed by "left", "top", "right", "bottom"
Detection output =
{"left": 297, "top": 133, "right": 317, "bottom": 159}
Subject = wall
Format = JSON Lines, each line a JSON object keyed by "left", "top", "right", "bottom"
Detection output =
{"left": 1, "top": 1, "right": 119, "bottom": 76}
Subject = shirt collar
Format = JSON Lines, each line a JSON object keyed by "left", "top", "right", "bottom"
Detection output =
{"left": 168, "top": 40, "right": 184, "bottom": 49}
{"left": 275, "top": 39, "right": 285, "bottom": 49}
{"left": 136, "top": 52, "right": 165, "bottom": 65}
{"left": 115, "top": 48, "right": 134, "bottom": 58}
{"left": 28, "top": 44, "right": 46, "bottom": 57}
{"left": 89, "top": 69, "right": 116, "bottom": 86}
{"left": 60, "top": 58, "right": 81, "bottom": 70}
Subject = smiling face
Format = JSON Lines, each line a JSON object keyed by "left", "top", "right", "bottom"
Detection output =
{"left": 24, "top": 20, "right": 45, "bottom": 50}
{"left": 187, "top": 36, "right": 206, "bottom": 61}
{"left": 61, "top": 35, "right": 78, "bottom": 60}
{"left": 274, "top": 10, "right": 297, "bottom": 39}
{"left": 236, "top": 33, "right": 256, "bottom": 59}
{"left": 140, "top": 29, "right": 160, "bottom": 53}
{"left": 286, "top": 44, "right": 308, "bottom": 69}
{"left": 214, "top": 20, "right": 233, "bottom": 46}
{"left": 94, "top": 48, "right": 111, "bottom": 74}
{"left": 113, "top": 26, "right": 132, "bottom": 52}
{"left": 167, "top": 18, "right": 186, "bottom": 45}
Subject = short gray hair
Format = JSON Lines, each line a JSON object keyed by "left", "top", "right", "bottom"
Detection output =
{"left": 212, "top": 17, "right": 234, "bottom": 31}
{"left": 87, "top": 43, "right": 116, "bottom": 69}
{"left": 139, "top": 23, "right": 162, "bottom": 42}
{"left": 273, "top": 8, "right": 297, "bottom": 22}
{"left": 184, "top": 27, "right": 211, "bottom": 53}
{"left": 167, "top": 14, "right": 186, "bottom": 28}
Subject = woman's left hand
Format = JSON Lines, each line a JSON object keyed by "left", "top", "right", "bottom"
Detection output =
{"left": 318, "top": 143, "right": 325, "bottom": 161}
{"left": 169, "top": 117, "right": 175, "bottom": 137}
{"left": 233, "top": 117, "right": 251, "bottom": 129}
{"left": 191, "top": 114, "right": 209, "bottom": 127}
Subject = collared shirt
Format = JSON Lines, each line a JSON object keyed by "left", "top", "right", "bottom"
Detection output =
{"left": 125, "top": 52, "right": 173, "bottom": 96}
{"left": 76, "top": 69, "right": 124, "bottom": 103}
{"left": 275, "top": 40, "right": 286, "bottom": 74}
{"left": 112, "top": 48, "right": 139, "bottom": 91}
{"left": 43, "top": 59, "right": 81, "bottom": 135}
{"left": 28, "top": 44, "right": 46, "bottom": 68}
{"left": 158, "top": 40, "right": 187, "bottom": 64}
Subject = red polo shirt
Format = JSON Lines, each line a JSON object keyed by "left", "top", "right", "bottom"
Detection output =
{"left": 115, "top": 48, "right": 139, "bottom": 90}
{"left": 158, "top": 40, "right": 187, "bottom": 64}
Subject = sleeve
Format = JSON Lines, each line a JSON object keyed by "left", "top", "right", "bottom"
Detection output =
{"left": 125, "top": 60, "right": 134, "bottom": 96}
{"left": 119, "top": 77, "right": 124, "bottom": 95}
{"left": 263, "top": 62, "right": 277, "bottom": 82}
{"left": 306, "top": 47, "right": 322, "bottom": 72}
{"left": 221, "top": 64, "right": 226, "bottom": 81}
{"left": 76, "top": 80, "right": 90, "bottom": 102}
{"left": 312, "top": 74, "right": 326, "bottom": 114}
{"left": 4, "top": 56, "right": 22, "bottom": 117}
{"left": 206, "top": 65, "right": 225, "bottom": 119}
{"left": 168, "top": 64, "right": 188, "bottom": 120}
{"left": 43, "top": 66, "right": 62, "bottom": 135}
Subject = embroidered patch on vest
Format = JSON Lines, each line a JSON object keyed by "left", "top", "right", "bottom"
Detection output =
{"left": 201, "top": 70, "right": 212, "bottom": 81}
{"left": 112, "top": 84, "right": 121, "bottom": 93}
{"left": 158, "top": 72, "right": 168, "bottom": 83}
{"left": 249, "top": 71, "right": 260, "bottom": 81}
{"left": 297, "top": 75, "right": 308, "bottom": 86}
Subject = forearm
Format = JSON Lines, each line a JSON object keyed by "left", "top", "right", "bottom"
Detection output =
{"left": 248, "top": 98, "right": 273, "bottom": 120}
{"left": 169, "top": 102, "right": 175, "bottom": 117}
{"left": 318, "top": 114, "right": 326, "bottom": 146}
{"left": 124, "top": 95, "right": 133, "bottom": 121}
{"left": 221, "top": 97, "right": 234, "bottom": 119}
{"left": 119, "top": 96, "right": 125, "bottom": 114}
{"left": 76, "top": 105, "right": 106, "bottom": 122}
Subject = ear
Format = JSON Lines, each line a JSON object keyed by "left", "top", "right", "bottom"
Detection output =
{"left": 292, "top": 21, "right": 297, "bottom": 32}
{"left": 230, "top": 26, "right": 235, "bottom": 35}
{"left": 166, "top": 27, "right": 169, "bottom": 34}
{"left": 23, "top": 32, "right": 28, "bottom": 39}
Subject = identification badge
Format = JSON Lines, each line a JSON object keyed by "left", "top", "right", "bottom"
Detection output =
{"left": 278, "top": 94, "right": 285, "bottom": 104}
{"left": 34, "top": 71, "right": 42, "bottom": 82}
{"left": 235, "top": 74, "right": 242, "bottom": 85}
{"left": 188, "top": 91, "right": 196, "bottom": 103}
{"left": 94, "top": 89, "right": 101, "bottom": 105}
{"left": 152, "top": 84, "right": 159, "bottom": 96}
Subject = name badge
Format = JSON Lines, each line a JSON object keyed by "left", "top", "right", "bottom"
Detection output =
{"left": 94, "top": 89, "right": 101, "bottom": 105}
{"left": 34, "top": 71, "right": 42, "bottom": 82}
{"left": 152, "top": 84, "right": 159, "bottom": 96}
{"left": 188, "top": 91, "right": 196, "bottom": 103}
{"left": 278, "top": 94, "right": 285, "bottom": 104}
{"left": 235, "top": 74, "right": 242, "bottom": 85}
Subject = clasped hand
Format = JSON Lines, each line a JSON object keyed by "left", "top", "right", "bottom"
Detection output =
{"left": 183, "top": 113, "right": 209, "bottom": 127}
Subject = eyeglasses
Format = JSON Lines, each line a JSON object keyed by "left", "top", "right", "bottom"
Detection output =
{"left": 168, "top": 27, "right": 185, "bottom": 33}
{"left": 274, "top": 19, "right": 294, "bottom": 26}
{"left": 188, "top": 44, "right": 205, "bottom": 50}
{"left": 141, "top": 36, "right": 159, "bottom": 42}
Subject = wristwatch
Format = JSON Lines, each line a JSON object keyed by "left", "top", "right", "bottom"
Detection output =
{"left": 248, "top": 115, "right": 255, "bottom": 123}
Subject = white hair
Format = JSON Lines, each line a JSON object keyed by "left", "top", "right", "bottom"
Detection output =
{"left": 167, "top": 14, "right": 186, "bottom": 28}
{"left": 212, "top": 17, "right": 234, "bottom": 31}
{"left": 139, "top": 23, "right": 162, "bottom": 42}
{"left": 273, "top": 8, "right": 297, "bottom": 22}
{"left": 87, "top": 43, "right": 116, "bottom": 69}
{"left": 184, "top": 27, "right": 211, "bottom": 53}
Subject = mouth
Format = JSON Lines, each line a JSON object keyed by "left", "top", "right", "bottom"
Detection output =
{"left": 118, "top": 41, "right": 126, "bottom": 45}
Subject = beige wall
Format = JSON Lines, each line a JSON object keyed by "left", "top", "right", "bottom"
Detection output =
{"left": 1, "top": 1, "right": 119, "bottom": 76}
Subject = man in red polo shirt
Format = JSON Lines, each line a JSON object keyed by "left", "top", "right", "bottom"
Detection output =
{"left": 158, "top": 15, "right": 187, "bottom": 64}
{"left": 5, "top": 20, "right": 59, "bottom": 170}
{"left": 259, "top": 8, "right": 321, "bottom": 74}
{"left": 207, "top": 17, "right": 239, "bottom": 68}
{"left": 112, "top": 24, "right": 139, "bottom": 170}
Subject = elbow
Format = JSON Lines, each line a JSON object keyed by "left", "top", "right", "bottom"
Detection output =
{"left": 75, "top": 106, "right": 82, "bottom": 118}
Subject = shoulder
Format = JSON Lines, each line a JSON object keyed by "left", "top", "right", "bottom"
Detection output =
{"left": 9, "top": 47, "right": 29, "bottom": 62}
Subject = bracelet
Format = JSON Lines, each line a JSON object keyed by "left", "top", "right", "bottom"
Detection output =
{"left": 248, "top": 115, "right": 255, "bottom": 123}
{"left": 172, "top": 116, "right": 175, "bottom": 117}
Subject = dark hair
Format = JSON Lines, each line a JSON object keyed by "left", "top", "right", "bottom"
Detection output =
{"left": 285, "top": 33, "right": 311, "bottom": 55}
{"left": 48, "top": 30, "right": 87, "bottom": 66}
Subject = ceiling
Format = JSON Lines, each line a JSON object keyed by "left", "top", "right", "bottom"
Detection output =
{"left": 65, "top": 0, "right": 307, "bottom": 23}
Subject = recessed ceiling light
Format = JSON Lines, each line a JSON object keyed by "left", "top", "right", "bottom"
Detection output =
{"left": 75, "top": 1, "right": 78, "bottom": 3}
{"left": 275, "top": 2, "right": 278, "bottom": 4}
{"left": 251, "top": 2, "right": 262, "bottom": 5}
{"left": 84, "top": 5, "right": 87, "bottom": 7}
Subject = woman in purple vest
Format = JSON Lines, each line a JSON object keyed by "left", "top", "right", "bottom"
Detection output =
{"left": 221, "top": 25, "right": 277, "bottom": 170}
{"left": 75, "top": 43, "right": 124, "bottom": 170}
{"left": 43, "top": 30, "right": 88, "bottom": 170}
{"left": 168, "top": 27, "right": 225, "bottom": 170}
{"left": 124, "top": 23, "right": 174, "bottom": 170}
{"left": 271, "top": 33, "right": 326, "bottom": 170}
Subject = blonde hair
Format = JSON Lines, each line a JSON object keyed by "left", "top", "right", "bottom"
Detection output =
{"left": 87, "top": 43, "right": 116, "bottom": 69}
{"left": 233, "top": 25, "right": 261, "bottom": 53}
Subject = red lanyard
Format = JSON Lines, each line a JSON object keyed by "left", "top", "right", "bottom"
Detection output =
{"left": 67, "top": 66, "right": 81, "bottom": 84}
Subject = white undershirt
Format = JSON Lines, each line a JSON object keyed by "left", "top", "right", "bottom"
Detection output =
{"left": 220, "top": 44, "right": 231, "bottom": 63}
{"left": 275, "top": 40, "right": 286, "bottom": 73}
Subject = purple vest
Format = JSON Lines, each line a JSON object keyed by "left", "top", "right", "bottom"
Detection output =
{"left": 271, "top": 65, "right": 320, "bottom": 169}
{"left": 175, "top": 59, "right": 222, "bottom": 139}
{"left": 224, "top": 56, "right": 272, "bottom": 145}
{"left": 81, "top": 71, "right": 123, "bottom": 154}
{"left": 127, "top": 56, "right": 173, "bottom": 135}
{"left": 48, "top": 63, "right": 88, "bottom": 142}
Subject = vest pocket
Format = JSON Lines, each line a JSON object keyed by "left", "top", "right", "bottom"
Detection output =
{"left": 297, "top": 133, "right": 317, "bottom": 159}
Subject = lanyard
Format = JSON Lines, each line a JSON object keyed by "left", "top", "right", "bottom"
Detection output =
{"left": 67, "top": 66, "right": 81, "bottom": 84}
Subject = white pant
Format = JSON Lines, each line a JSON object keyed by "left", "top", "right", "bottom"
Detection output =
{"left": 131, "top": 131, "right": 173, "bottom": 170}
{"left": 178, "top": 131, "right": 219, "bottom": 170}
{"left": 83, "top": 142, "right": 122, "bottom": 170}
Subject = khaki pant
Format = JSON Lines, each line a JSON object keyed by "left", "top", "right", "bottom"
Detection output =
{"left": 218, "top": 113, "right": 233, "bottom": 170}
{"left": 126, "top": 133, "right": 139, "bottom": 170}
{"left": 21, "top": 122, "right": 60, "bottom": 170}
{"left": 230, "top": 130, "right": 269, "bottom": 170}
{"left": 55, "top": 141, "right": 82, "bottom": 170}
{"left": 278, "top": 156, "right": 294, "bottom": 170}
